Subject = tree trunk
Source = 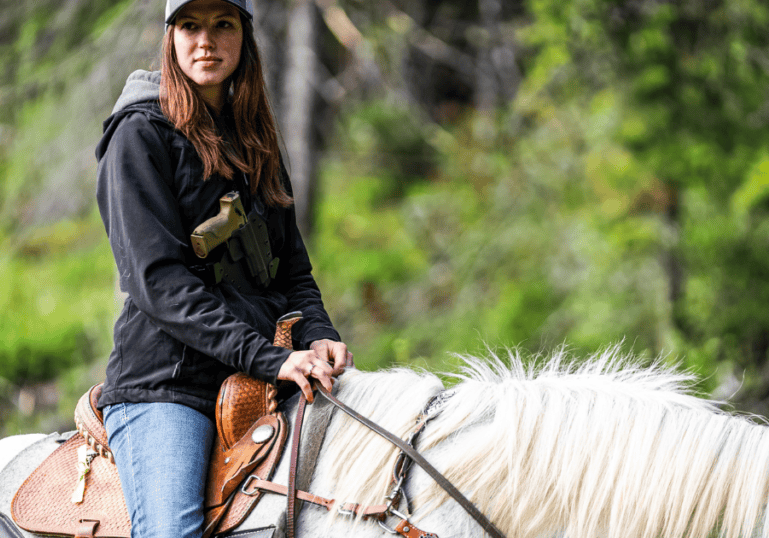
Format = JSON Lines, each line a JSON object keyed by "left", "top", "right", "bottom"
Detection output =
{"left": 475, "top": 0, "right": 501, "bottom": 112}
{"left": 252, "top": 1, "right": 280, "bottom": 108}
{"left": 282, "top": 0, "right": 320, "bottom": 238}
{"left": 475, "top": 0, "right": 521, "bottom": 111}
{"left": 662, "top": 186, "right": 686, "bottom": 336}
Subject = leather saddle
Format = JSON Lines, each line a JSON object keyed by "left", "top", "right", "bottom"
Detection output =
{"left": 10, "top": 313, "right": 302, "bottom": 538}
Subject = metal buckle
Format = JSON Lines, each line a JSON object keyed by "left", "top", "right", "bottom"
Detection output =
{"left": 386, "top": 475, "right": 405, "bottom": 503}
{"left": 392, "top": 453, "right": 410, "bottom": 480}
{"left": 240, "top": 475, "right": 262, "bottom": 496}
{"left": 336, "top": 503, "right": 358, "bottom": 517}
{"left": 385, "top": 477, "right": 410, "bottom": 515}
{"left": 378, "top": 520, "right": 400, "bottom": 535}
{"left": 378, "top": 508, "right": 411, "bottom": 535}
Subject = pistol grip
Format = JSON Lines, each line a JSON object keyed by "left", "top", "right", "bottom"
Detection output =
{"left": 191, "top": 192, "right": 247, "bottom": 258}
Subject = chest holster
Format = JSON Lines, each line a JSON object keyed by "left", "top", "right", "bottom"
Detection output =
{"left": 190, "top": 192, "right": 280, "bottom": 294}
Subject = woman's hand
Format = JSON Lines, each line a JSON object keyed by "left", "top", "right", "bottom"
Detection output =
{"left": 310, "top": 339, "right": 354, "bottom": 376}
{"left": 276, "top": 340, "right": 353, "bottom": 402}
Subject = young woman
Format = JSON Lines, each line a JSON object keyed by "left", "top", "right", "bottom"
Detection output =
{"left": 94, "top": 1, "right": 352, "bottom": 536}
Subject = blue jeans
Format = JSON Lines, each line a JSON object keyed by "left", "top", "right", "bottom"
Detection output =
{"left": 103, "top": 402, "right": 215, "bottom": 538}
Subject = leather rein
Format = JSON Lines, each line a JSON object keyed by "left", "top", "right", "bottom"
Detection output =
{"left": 285, "top": 383, "right": 507, "bottom": 538}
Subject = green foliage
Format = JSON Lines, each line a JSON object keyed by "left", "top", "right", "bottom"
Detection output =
{"left": 0, "top": 213, "right": 115, "bottom": 384}
{"left": 7, "top": 0, "right": 769, "bottom": 434}
{"left": 0, "top": 0, "right": 163, "bottom": 428}
{"left": 0, "top": 0, "right": 160, "bottom": 232}
{"left": 509, "top": 0, "right": 769, "bottom": 401}
{"left": 335, "top": 101, "right": 437, "bottom": 198}
{"left": 90, "top": 0, "right": 135, "bottom": 41}
{"left": 313, "top": 0, "right": 769, "bottom": 406}
{"left": 315, "top": 96, "right": 673, "bottom": 378}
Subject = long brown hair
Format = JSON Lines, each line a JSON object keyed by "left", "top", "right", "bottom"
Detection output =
{"left": 160, "top": 19, "right": 292, "bottom": 207}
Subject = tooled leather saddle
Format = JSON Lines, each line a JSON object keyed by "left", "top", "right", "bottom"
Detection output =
{"left": 10, "top": 313, "right": 302, "bottom": 538}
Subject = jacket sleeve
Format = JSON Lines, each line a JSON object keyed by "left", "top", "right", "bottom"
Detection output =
{"left": 272, "top": 165, "right": 341, "bottom": 350}
{"left": 96, "top": 112, "right": 291, "bottom": 383}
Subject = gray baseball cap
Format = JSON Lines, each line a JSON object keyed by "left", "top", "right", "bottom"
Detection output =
{"left": 165, "top": 0, "right": 254, "bottom": 25}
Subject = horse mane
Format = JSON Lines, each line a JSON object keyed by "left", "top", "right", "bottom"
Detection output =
{"left": 323, "top": 346, "right": 769, "bottom": 538}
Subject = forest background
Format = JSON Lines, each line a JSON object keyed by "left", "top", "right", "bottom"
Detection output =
{"left": 2, "top": 0, "right": 769, "bottom": 436}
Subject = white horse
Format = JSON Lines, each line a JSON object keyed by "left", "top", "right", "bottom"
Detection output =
{"left": 2, "top": 347, "right": 769, "bottom": 538}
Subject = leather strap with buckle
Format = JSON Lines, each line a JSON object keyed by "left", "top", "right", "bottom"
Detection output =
{"left": 313, "top": 384, "right": 506, "bottom": 538}
{"left": 283, "top": 381, "right": 505, "bottom": 538}
{"left": 243, "top": 477, "right": 434, "bottom": 538}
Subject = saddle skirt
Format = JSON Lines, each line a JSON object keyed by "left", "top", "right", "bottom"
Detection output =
{"left": 10, "top": 374, "right": 288, "bottom": 538}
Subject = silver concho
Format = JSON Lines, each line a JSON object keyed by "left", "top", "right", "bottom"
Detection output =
{"left": 251, "top": 424, "right": 275, "bottom": 444}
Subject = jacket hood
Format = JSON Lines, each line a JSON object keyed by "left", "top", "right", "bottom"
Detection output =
{"left": 112, "top": 69, "right": 161, "bottom": 114}
{"left": 96, "top": 70, "right": 164, "bottom": 161}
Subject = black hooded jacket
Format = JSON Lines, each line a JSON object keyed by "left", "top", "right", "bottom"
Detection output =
{"left": 95, "top": 70, "right": 340, "bottom": 417}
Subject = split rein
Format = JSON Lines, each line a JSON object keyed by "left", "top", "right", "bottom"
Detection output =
{"left": 281, "top": 383, "right": 507, "bottom": 538}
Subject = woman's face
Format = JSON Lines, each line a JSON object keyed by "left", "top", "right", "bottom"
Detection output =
{"left": 173, "top": 0, "right": 243, "bottom": 109}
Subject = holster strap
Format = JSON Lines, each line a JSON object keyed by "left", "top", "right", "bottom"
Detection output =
{"left": 189, "top": 258, "right": 263, "bottom": 295}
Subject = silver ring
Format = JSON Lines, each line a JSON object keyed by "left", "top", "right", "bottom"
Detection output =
{"left": 308, "top": 364, "right": 316, "bottom": 376}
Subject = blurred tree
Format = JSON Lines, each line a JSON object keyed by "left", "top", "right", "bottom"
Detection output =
{"left": 517, "top": 0, "right": 769, "bottom": 410}
{"left": 7, "top": 0, "right": 769, "bottom": 433}
{"left": 283, "top": 0, "right": 323, "bottom": 236}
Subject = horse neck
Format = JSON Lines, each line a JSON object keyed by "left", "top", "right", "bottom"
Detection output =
{"left": 308, "top": 368, "right": 446, "bottom": 517}
{"left": 422, "top": 354, "right": 769, "bottom": 538}
{"left": 312, "top": 354, "right": 769, "bottom": 538}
